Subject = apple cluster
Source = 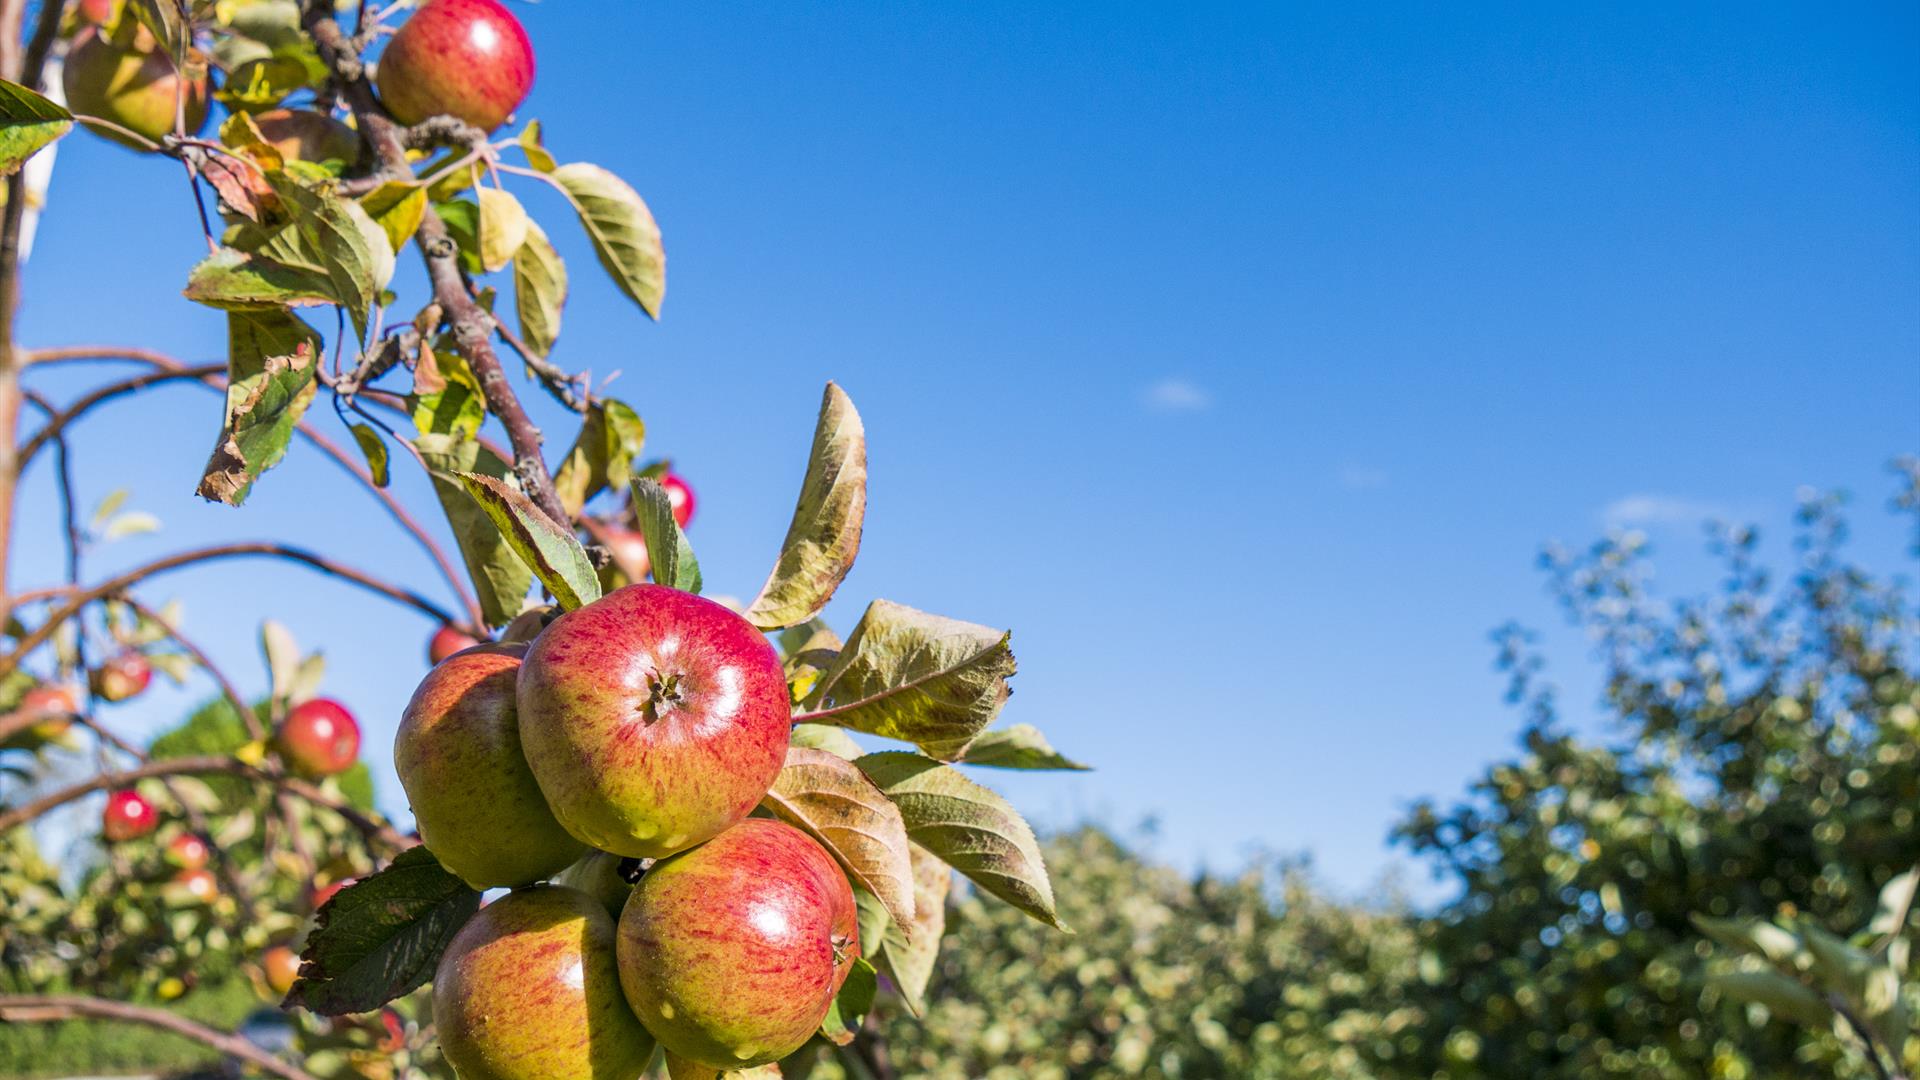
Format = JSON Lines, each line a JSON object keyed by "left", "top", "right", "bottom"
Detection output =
{"left": 398, "top": 556, "right": 857, "bottom": 1074}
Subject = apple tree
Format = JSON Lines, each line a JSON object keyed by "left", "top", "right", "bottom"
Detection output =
{"left": 0, "top": 2, "right": 1082, "bottom": 1077}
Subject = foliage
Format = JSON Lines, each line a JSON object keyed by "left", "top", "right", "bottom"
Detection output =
{"left": 1393, "top": 470, "right": 1920, "bottom": 1078}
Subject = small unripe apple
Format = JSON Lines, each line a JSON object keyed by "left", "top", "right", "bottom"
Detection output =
{"left": 102, "top": 789, "right": 157, "bottom": 842}
{"left": 249, "top": 107, "right": 363, "bottom": 167}
{"left": 165, "top": 832, "right": 210, "bottom": 871}
{"left": 617, "top": 819, "right": 859, "bottom": 1068}
{"left": 660, "top": 472, "right": 696, "bottom": 528}
{"left": 395, "top": 643, "right": 585, "bottom": 888}
{"left": 63, "top": 28, "right": 209, "bottom": 150}
{"left": 434, "top": 886, "right": 656, "bottom": 1080}
{"left": 427, "top": 624, "right": 480, "bottom": 664}
{"left": 518, "top": 585, "right": 790, "bottom": 859}
{"left": 263, "top": 945, "right": 301, "bottom": 995}
{"left": 91, "top": 651, "right": 151, "bottom": 703}
{"left": 375, "top": 0, "right": 534, "bottom": 133}
{"left": 274, "top": 698, "right": 360, "bottom": 777}
{"left": 174, "top": 866, "right": 218, "bottom": 903}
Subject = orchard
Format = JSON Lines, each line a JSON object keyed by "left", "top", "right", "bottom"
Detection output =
{"left": 0, "top": 2, "right": 1080, "bottom": 1078}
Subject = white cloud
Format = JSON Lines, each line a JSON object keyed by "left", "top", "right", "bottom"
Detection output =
{"left": 1141, "top": 378, "right": 1212, "bottom": 413}
{"left": 1601, "top": 494, "right": 1726, "bottom": 528}
{"left": 1338, "top": 464, "right": 1389, "bottom": 490}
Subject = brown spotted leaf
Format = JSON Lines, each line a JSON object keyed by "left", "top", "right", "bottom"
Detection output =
{"left": 761, "top": 747, "right": 915, "bottom": 933}
{"left": 744, "top": 383, "right": 867, "bottom": 631}
{"left": 196, "top": 309, "right": 320, "bottom": 505}
{"left": 456, "top": 472, "right": 601, "bottom": 611}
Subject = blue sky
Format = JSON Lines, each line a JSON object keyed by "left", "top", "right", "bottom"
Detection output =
{"left": 13, "top": 1, "right": 1919, "bottom": 897}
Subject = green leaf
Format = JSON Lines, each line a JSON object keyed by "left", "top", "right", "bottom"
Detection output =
{"left": 417, "top": 434, "right": 535, "bottom": 627}
{"left": 476, "top": 186, "right": 530, "bottom": 273}
{"left": 797, "top": 600, "right": 1016, "bottom": 761}
{"left": 410, "top": 343, "right": 486, "bottom": 440}
{"left": 285, "top": 845, "right": 482, "bottom": 1016}
{"left": 127, "top": 0, "right": 204, "bottom": 61}
{"left": 264, "top": 175, "right": 388, "bottom": 340}
{"left": 99, "top": 511, "right": 161, "bottom": 541}
{"left": 347, "top": 423, "right": 389, "bottom": 488}
{"left": 762, "top": 747, "right": 916, "bottom": 934}
{"left": 1691, "top": 914, "right": 1804, "bottom": 965}
{"left": 959, "top": 723, "right": 1089, "bottom": 771}
{"left": 551, "top": 162, "right": 666, "bottom": 318}
{"left": 183, "top": 247, "right": 336, "bottom": 310}
{"left": 877, "top": 842, "right": 950, "bottom": 1016}
{"left": 632, "top": 477, "right": 701, "bottom": 593}
{"left": 1708, "top": 968, "right": 1833, "bottom": 1028}
{"left": 260, "top": 619, "right": 299, "bottom": 706}
{"left": 432, "top": 198, "right": 486, "bottom": 276}
{"left": 1872, "top": 867, "right": 1919, "bottom": 939}
{"left": 517, "top": 120, "right": 557, "bottom": 173}
{"left": 818, "top": 957, "right": 877, "bottom": 1046}
{"left": 744, "top": 383, "right": 867, "bottom": 630}
{"left": 0, "top": 79, "right": 73, "bottom": 176}
{"left": 856, "top": 751, "right": 1063, "bottom": 930}
{"left": 197, "top": 309, "right": 321, "bottom": 505}
{"left": 216, "top": 54, "right": 315, "bottom": 114}
{"left": 457, "top": 471, "right": 602, "bottom": 611}
{"left": 553, "top": 398, "right": 645, "bottom": 517}
{"left": 790, "top": 723, "right": 863, "bottom": 760}
{"left": 512, "top": 220, "right": 567, "bottom": 358}
{"left": 360, "top": 181, "right": 428, "bottom": 254}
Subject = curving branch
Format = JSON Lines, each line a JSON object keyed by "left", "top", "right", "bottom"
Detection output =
{"left": 0, "top": 753, "right": 407, "bottom": 849}
{"left": 17, "top": 347, "right": 487, "bottom": 629}
{"left": 1, "top": 541, "right": 459, "bottom": 682}
{"left": 301, "top": 0, "right": 572, "bottom": 530}
{"left": 0, "top": 994, "right": 320, "bottom": 1080}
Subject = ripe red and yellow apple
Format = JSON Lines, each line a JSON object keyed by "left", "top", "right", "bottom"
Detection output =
{"left": 173, "top": 866, "right": 218, "bottom": 904}
{"left": 428, "top": 624, "right": 480, "bottom": 664}
{"left": 517, "top": 585, "right": 790, "bottom": 859}
{"left": 91, "top": 651, "right": 151, "bottom": 703}
{"left": 62, "top": 27, "right": 208, "bottom": 150}
{"left": 617, "top": 819, "right": 859, "bottom": 1068}
{"left": 102, "top": 789, "right": 157, "bottom": 842}
{"left": 263, "top": 945, "right": 301, "bottom": 995}
{"left": 274, "top": 698, "right": 360, "bottom": 777}
{"left": 433, "top": 885, "right": 656, "bottom": 1080}
{"left": 166, "top": 832, "right": 210, "bottom": 871}
{"left": 375, "top": 0, "right": 534, "bottom": 132}
{"left": 394, "top": 643, "right": 584, "bottom": 888}
{"left": 16, "top": 684, "right": 79, "bottom": 741}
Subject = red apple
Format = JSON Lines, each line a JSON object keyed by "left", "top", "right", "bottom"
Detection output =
{"left": 77, "top": 0, "right": 117, "bottom": 25}
{"left": 17, "top": 684, "right": 79, "bottom": 741}
{"left": 174, "top": 866, "right": 218, "bottom": 903}
{"left": 166, "top": 832, "right": 210, "bottom": 871}
{"left": 602, "top": 524, "right": 652, "bottom": 581}
{"left": 395, "top": 643, "right": 585, "bottom": 888}
{"left": 517, "top": 585, "right": 790, "bottom": 859}
{"left": 62, "top": 27, "right": 209, "bottom": 150}
{"left": 428, "top": 624, "right": 481, "bottom": 664}
{"left": 660, "top": 472, "right": 696, "bottom": 528}
{"left": 248, "top": 107, "right": 363, "bottom": 167}
{"left": 310, "top": 876, "right": 353, "bottom": 911}
{"left": 375, "top": 0, "right": 534, "bottom": 132}
{"left": 617, "top": 819, "right": 859, "bottom": 1068}
{"left": 274, "top": 698, "right": 360, "bottom": 777}
{"left": 263, "top": 945, "right": 301, "bottom": 995}
{"left": 90, "top": 651, "right": 151, "bottom": 703}
{"left": 102, "top": 789, "right": 157, "bottom": 842}
{"left": 434, "top": 886, "right": 657, "bottom": 1080}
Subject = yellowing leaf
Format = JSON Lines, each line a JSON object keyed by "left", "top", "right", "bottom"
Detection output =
{"left": 476, "top": 186, "right": 530, "bottom": 274}
{"left": 762, "top": 747, "right": 916, "bottom": 933}
{"left": 744, "top": 383, "right": 866, "bottom": 630}
{"left": 551, "top": 162, "right": 665, "bottom": 317}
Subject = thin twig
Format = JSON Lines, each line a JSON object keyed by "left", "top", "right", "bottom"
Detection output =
{"left": 0, "top": 995, "right": 320, "bottom": 1080}
{"left": 1, "top": 541, "right": 460, "bottom": 682}
{"left": 0, "top": 753, "right": 406, "bottom": 848}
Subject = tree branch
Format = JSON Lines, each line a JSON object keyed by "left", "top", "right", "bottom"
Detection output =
{"left": 0, "top": 753, "right": 406, "bottom": 848}
{"left": 0, "top": 994, "right": 320, "bottom": 1080}
{"left": 2, "top": 541, "right": 459, "bottom": 682}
